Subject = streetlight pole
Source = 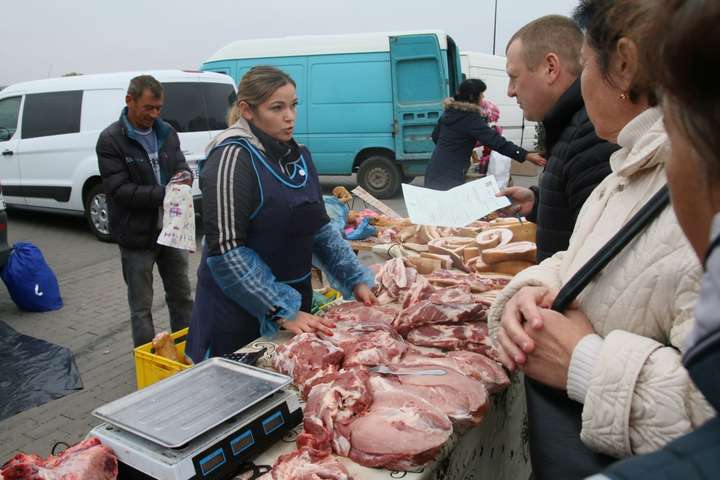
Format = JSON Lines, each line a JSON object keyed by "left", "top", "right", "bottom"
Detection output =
{"left": 492, "top": 0, "right": 499, "bottom": 55}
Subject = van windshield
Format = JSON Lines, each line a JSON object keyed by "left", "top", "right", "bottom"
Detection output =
{"left": 162, "top": 82, "right": 235, "bottom": 132}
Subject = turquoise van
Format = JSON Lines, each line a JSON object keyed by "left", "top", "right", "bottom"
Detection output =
{"left": 202, "top": 31, "right": 463, "bottom": 198}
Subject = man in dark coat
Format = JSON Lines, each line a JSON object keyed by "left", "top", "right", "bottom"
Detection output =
{"left": 500, "top": 15, "right": 619, "bottom": 262}
{"left": 96, "top": 75, "right": 193, "bottom": 347}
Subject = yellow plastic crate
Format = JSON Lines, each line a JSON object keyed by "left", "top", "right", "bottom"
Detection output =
{"left": 133, "top": 327, "right": 191, "bottom": 389}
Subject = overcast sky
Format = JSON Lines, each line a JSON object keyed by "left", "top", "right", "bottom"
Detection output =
{"left": 1, "top": 0, "right": 578, "bottom": 86}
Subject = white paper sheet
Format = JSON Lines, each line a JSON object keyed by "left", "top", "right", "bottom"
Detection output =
{"left": 402, "top": 176, "right": 511, "bottom": 227}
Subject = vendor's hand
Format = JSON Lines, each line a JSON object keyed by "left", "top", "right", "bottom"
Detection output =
{"left": 525, "top": 152, "right": 547, "bottom": 167}
{"left": 354, "top": 283, "right": 377, "bottom": 306}
{"left": 497, "top": 187, "right": 535, "bottom": 218}
{"left": 170, "top": 171, "right": 193, "bottom": 186}
{"left": 280, "top": 312, "right": 336, "bottom": 336}
{"left": 520, "top": 308, "right": 595, "bottom": 389}
{"left": 496, "top": 286, "right": 557, "bottom": 371}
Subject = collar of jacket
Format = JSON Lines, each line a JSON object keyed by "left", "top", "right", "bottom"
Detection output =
{"left": 610, "top": 107, "right": 666, "bottom": 178}
{"left": 119, "top": 107, "right": 171, "bottom": 149}
{"left": 542, "top": 78, "right": 584, "bottom": 153}
{"left": 443, "top": 97, "right": 483, "bottom": 114}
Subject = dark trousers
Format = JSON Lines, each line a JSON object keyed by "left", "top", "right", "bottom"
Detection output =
{"left": 120, "top": 245, "right": 193, "bottom": 347}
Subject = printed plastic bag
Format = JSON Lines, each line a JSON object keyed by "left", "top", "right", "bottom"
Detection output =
{"left": 0, "top": 242, "right": 63, "bottom": 312}
{"left": 157, "top": 184, "right": 196, "bottom": 252}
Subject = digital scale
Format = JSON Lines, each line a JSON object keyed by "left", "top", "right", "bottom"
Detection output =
{"left": 87, "top": 358, "right": 302, "bottom": 480}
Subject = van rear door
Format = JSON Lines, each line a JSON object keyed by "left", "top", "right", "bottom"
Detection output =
{"left": 389, "top": 34, "right": 446, "bottom": 161}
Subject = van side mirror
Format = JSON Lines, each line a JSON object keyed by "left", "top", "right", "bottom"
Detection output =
{"left": 0, "top": 128, "right": 11, "bottom": 142}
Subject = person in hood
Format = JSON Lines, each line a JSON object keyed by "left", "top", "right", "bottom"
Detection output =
{"left": 424, "top": 78, "right": 546, "bottom": 191}
{"left": 185, "top": 66, "right": 375, "bottom": 362}
{"left": 590, "top": 0, "right": 720, "bottom": 477}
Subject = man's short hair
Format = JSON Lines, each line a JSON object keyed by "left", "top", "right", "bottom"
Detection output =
{"left": 127, "top": 75, "right": 163, "bottom": 101}
{"left": 507, "top": 15, "right": 584, "bottom": 76}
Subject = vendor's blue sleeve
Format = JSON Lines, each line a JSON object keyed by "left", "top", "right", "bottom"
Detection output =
{"left": 206, "top": 246, "right": 301, "bottom": 337}
{"left": 312, "top": 222, "right": 375, "bottom": 299}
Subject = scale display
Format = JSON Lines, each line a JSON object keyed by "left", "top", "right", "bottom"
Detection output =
{"left": 262, "top": 411, "right": 285, "bottom": 435}
{"left": 199, "top": 448, "right": 226, "bottom": 476}
{"left": 230, "top": 430, "right": 254, "bottom": 456}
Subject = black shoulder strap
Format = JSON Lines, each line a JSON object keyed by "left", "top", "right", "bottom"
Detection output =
{"left": 552, "top": 185, "right": 670, "bottom": 312}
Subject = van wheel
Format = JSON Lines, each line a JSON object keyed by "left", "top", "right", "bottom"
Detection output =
{"left": 85, "top": 184, "right": 113, "bottom": 242}
{"left": 357, "top": 156, "right": 401, "bottom": 199}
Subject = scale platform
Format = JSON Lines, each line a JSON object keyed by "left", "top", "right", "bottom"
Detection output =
{"left": 89, "top": 358, "right": 302, "bottom": 480}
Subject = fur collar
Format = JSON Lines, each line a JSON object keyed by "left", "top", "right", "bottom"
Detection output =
{"left": 443, "top": 97, "right": 482, "bottom": 113}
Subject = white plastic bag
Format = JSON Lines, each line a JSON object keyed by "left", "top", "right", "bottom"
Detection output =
{"left": 487, "top": 151, "right": 512, "bottom": 190}
{"left": 157, "top": 184, "right": 196, "bottom": 252}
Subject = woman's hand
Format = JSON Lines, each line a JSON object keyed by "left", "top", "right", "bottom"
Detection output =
{"left": 525, "top": 152, "right": 547, "bottom": 167}
{"left": 497, "top": 187, "right": 535, "bottom": 217}
{"left": 353, "top": 283, "right": 377, "bottom": 306}
{"left": 496, "top": 286, "right": 557, "bottom": 371}
{"left": 279, "top": 312, "right": 336, "bottom": 336}
{"left": 520, "top": 308, "right": 595, "bottom": 390}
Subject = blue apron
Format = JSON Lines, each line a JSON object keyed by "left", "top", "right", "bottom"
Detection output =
{"left": 186, "top": 139, "right": 326, "bottom": 362}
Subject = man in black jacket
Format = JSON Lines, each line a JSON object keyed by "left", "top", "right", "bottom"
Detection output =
{"left": 97, "top": 75, "right": 193, "bottom": 347}
{"left": 499, "top": 15, "right": 619, "bottom": 262}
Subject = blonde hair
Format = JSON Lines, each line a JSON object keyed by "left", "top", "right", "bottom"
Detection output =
{"left": 226, "top": 66, "right": 296, "bottom": 125}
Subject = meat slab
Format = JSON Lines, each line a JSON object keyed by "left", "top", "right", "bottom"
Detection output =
{"left": 347, "top": 389, "right": 453, "bottom": 471}
{"left": 398, "top": 351, "right": 509, "bottom": 393}
{"left": 393, "top": 300, "right": 488, "bottom": 336}
{"left": 426, "top": 269, "right": 512, "bottom": 292}
{"left": 271, "top": 449, "right": 351, "bottom": 480}
{"left": 1, "top": 437, "right": 118, "bottom": 480}
{"left": 273, "top": 333, "right": 344, "bottom": 398}
{"left": 405, "top": 322, "right": 494, "bottom": 355}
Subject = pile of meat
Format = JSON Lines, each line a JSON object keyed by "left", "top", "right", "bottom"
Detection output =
{"left": 270, "top": 258, "right": 510, "bottom": 478}
{"left": 1, "top": 438, "right": 118, "bottom": 480}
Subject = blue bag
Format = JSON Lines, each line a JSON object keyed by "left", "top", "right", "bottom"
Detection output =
{"left": 0, "top": 242, "right": 63, "bottom": 312}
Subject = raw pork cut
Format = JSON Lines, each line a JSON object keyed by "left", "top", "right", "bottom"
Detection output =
{"left": 273, "top": 333, "right": 344, "bottom": 397}
{"left": 321, "top": 322, "right": 407, "bottom": 368}
{"left": 426, "top": 269, "right": 512, "bottom": 292}
{"left": 370, "top": 368, "right": 488, "bottom": 426}
{"left": 322, "top": 302, "right": 398, "bottom": 326}
{"left": 393, "top": 300, "right": 488, "bottom": 336}
{"left": 347, "top": 389, "right": 453, "bottom": 471}
{"left": 299, "top": 368, "right": 373, "bottom": 456}
{"left": 372, "top": 258, "right": 418, "bottom": 304}
{"left": 271, "top": 450, "right": 351, "bottom": 480}
{"left": 400, "top": 274, "right": 435, "bottom": 309}
{"left": 398, "top": 351, "right": 509, "bottom": 393}
{"left": 1, "top": 437, "right": 118, "bottom": 480}
{"left": 405, "top": 322, "right": 495, "bottom": 355}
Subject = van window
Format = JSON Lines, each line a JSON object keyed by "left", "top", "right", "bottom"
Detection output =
{"left": 161, "top": 82, "right": 235, "bottom": 132}
{"left": 0, "top": 96, "right": 21, "bottom": 140}
{"left": 22, "top": 91, "right": 82, "bottom": 139}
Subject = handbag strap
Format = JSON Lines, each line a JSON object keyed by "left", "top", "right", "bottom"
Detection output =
{"left": 552, "top": 185, "right": 670, "bottom": 312}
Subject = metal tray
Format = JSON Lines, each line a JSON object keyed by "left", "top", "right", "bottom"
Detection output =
{"left": 92, "top": 357, "right": 291, "bottom": 448}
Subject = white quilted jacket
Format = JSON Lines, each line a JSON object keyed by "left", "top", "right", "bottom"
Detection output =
{"left": 488, "top": 108, "right": 714, "bottom": 458}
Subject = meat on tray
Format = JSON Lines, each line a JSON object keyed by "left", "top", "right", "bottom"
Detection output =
{"left": 370, "top": 368, "right": 488, "bottom": 427}
{"left": 272, "top": 449, "right": 351, "bottom": 480}
{"left": 1, "top": 437, "right": 118, "bottom": 480}
{"left": 272, "top": 333, "right": 344, "bottom": 398}
{"left": 405, "top": 322, "right": 495, "bottom": 356}
{"left": 393, "top": 300, "right": 488, "bottom": 337}
{"left": 398, "top": 351, "right": 509, "bottom": 393}
{"left": 346, "top": 389, "right": 453, "bottom": 471}
{"left": 373, "top": 258, "right": 419, "bottom": 304}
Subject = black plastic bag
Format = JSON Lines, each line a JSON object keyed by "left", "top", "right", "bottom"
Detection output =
{"left": 0, "top": 321, "right": 83, "bottom": 421}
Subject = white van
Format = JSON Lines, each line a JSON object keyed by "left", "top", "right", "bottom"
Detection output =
{"left": 0, "top": 70, "right": 236, "bottom": 241}
{"left": 460, "top": 51, "right": 538, "bottom": 151}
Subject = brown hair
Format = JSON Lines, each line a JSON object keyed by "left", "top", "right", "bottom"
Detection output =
{"left": 573, "top": 0, "right": 659, "bottom": 106}
{"left": 506, "top": 15, "right": 584, "bottom": 76}
{"left": 226, "top": 66, "right": 296, "bottom": 125}
{"left": 127, "top": 75, "right": 163, "bottom": 101}
{"left": 651, "top": 0, "right": 720, "bottom": 178}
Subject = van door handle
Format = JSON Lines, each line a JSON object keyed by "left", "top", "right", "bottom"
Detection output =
{"left": 2, "top": 150, "right": 13, "bottom": 156}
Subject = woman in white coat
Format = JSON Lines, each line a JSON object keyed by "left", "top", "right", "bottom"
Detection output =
{"left": 490, "top": 0, "right": 714, "bottom": 478}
